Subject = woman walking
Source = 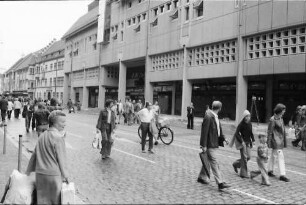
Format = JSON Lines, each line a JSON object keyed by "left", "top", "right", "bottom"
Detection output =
{"left": 96, "top": 99, "right": 116, "bottom": 159}
{"left": 137, "top": 102, "right": 155, "bottom": 154}
{"left": 13, "top": 98, "right": 22, "bottom": 119}
{"left": 7, "top": 98, "right": 13, "bottom": 120}
{"left": 230, "top": 110, "right": 255, "bottom": 178}
{"left": 26, "top": 110, "right": 68, "bottom": 204}
{"left": 267, "top": 103, "right": 290, "bottom": 182}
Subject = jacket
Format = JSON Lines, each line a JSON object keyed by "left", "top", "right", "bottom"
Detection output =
{"left": 187, "top": 106, "right": 195, "bottom": 117}
{"left": 200, "top": 109, "right": 225, "bottom": 148}
{"left": 0, "top": 99, "right": 8, "bottom": 110}
{"left": 267, "top": 115, "right": 287, "bottom": 149}
{"left": 26, "top": 127, "right": 68, "bottom": 178}
{"left": 96, "top": 109, "right": 116, "bottom": 132}
{"left": 230, "top": 120, "right": 255, "bottom": 150}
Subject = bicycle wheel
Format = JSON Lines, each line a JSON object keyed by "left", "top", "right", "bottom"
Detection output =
{"left": 159, "top": 127, "right": 173, "bottom": 145}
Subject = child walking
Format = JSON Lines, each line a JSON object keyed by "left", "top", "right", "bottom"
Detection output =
{"left": 250, "top": 134, "right": 271, "bottom": 186}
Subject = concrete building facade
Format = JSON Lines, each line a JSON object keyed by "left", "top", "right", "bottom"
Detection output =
{"left": 63, "top": 0, "right": 306, "bottom": 123}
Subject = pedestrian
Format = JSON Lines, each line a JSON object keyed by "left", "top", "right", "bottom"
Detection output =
{"left": 7, "top": 98, "right": 13, "bottom": 120}
{"left": 230, "top": 110, "right": 255, "bottom": 178}
{"left": 137, "top": 102, "right": 155, "bottom": 154}
{"left": 22, "top": 99, "right": 35, "bottom": 133}
{"left": 250, "top": 134, "right": 271, "bottom": 186}
{"left": 47, "top": 98, "right": 61, "bottom": 112}
{"left": 33, "top": 103, "right": 50, "bottom": 137}
{"left": 13, "top": 98, "right": 22, "bottom": 119}
{"left": 0, "top": 96, "right": 8, "bottom": 123}
{"left": 187, "top": 102, "right": 195, "bottom": 129}
{"left": 267, "top": 103, "right": 290, "bottom": 182}
{"left": 67, "top": 99, "right": 74, "bottom": 113}
{"left": 197, "top": 101, "right": 230, "bottom": 190}
{"left": 118, "top": 99, "right": 123, "bottom": 124}
{"left": 289, "top": 105, "right": 302, "bottom": 127}
{"left": 134, "top": 100, "right": 142, "bottom": 124}
{"left": 127, "top": 99, "right": 134, "bottom": 125}
{"left": 96, "top": 99, "right": 116, "bottom": 159}
{"left": 152, "top": 101, "right": 160, "bottom": 116}
{"left": 26, "top": 110, "right": 68, "bottom": 205}
{"left": 292, "top": 105, "right": 306, "bottom": 150}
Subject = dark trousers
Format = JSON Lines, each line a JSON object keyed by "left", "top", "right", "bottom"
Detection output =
{"left": 14, "top": 109, "right": 20, "bottom": 118}
{"left": 141, "top": 122, "right": 153, "bottom": 151}
{"left": 7, "top": 110, "right": 12, "bottom": 120}
{"left": 187, "top": 115, "right": 194, "bottom": 129}
{"left": 25, "top": 114, "right": 33, "bottom": 130}
{"left": 100, "top": 124, "right": 113, "bottom": 157}
{"left": 1, "top": 110, "right": 7, "bottom": 122}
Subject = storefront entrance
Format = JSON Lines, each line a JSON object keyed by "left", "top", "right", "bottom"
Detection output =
{"left": 88, "top": 87, "right": 99, "bottom": 108}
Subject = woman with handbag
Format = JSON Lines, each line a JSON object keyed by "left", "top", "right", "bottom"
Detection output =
{"left": 229, "top": 110, "right": 255, "bottom": 178}
{"left": 137, "top": 102, "right": 155, "bottom": 154}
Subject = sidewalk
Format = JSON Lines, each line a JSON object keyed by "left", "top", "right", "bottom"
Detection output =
{"left": 0, "top": 127, "right": 84, "bottom": 204}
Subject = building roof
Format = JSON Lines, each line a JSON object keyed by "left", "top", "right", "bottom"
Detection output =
{"left": 5, "top": 57, "right": 25, "bottom": 74}
{"left": 62, "top": 6, "right": 99, "bottom": 39}
{"left": 13, "top": 53, "right": 35, "bottom": 71}
{"left": 43, "top": 40, "right": 65, "bottom": 56}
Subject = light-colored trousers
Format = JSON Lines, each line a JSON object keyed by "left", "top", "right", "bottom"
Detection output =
{"left": 198, "top": 148, "right": 223, "bottom": 184}
{"left": 250, "top": 157, "right": 270, "bottom": 184}
{"left": 233, "top": 144, "right": 251, "bottom": 177}
{"left": 268, "top": 149, "right": 286, "bottom": 176}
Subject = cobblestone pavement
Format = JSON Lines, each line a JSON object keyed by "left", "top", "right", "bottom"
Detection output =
{"left": 1, "top": 111, "right": 306, "bottom": 204}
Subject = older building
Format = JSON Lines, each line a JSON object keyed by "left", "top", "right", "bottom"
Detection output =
{"left": 33, "top": 40, "right": 65, "bottom": 103}
{"left": 62, "top": 0, "right": 100, "bottom": 109}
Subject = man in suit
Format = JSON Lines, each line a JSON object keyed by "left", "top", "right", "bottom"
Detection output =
{"left": 187, "top": 102, "right": 195, "bottom": 129}
{"left": 197, "top": 101, "right": 230, "bottom": 190}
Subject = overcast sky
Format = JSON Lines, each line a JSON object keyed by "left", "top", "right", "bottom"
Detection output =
{"left": 0, "top": 0, "right": 93, "bottom": 73}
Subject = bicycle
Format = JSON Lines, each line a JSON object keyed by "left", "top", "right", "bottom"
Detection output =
{"left": 138, "top": 121, "right": 174, "bottom": 145}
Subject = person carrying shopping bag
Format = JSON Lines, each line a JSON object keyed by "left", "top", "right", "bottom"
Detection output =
{"left": 96, "top": 99, "right": 116, "bottom": 159}
{"left": 267, "top": 103, "right": 290, "bottom": 182}
{"left": 230, "top": 110, "right": 255, "bottom": 178}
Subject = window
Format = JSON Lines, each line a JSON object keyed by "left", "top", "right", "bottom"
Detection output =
{"left": 173, "top": 0, "right": 178, "bottom": 8}
{"left": 93, "top": 43, "right": 97, "bottom": 50}
{"left": 121, "top": 31, "right": 124, "bottom": 41}
{"left": 132, "top": 17, "right": 136, "bottom": 24}
{"left": 185, "top": 6, "right": 189, "bottom": 21}
{"left": 128, "top": 1, "right": 132, "bottom": 8}
{"left": 137, "top": 15, "right": 141, "bottom": 23}
{"left": 54, "top": 63, "right": 57, "bottom": 69}
{"left": 121, "top": 21, "right": 124, "bottom": 28}
{"left": 50, "top": 78, "right": 52, "bottom": 86}
{"left": 154, "top": 8, "right": 158, "bottom": 16}
{"left": 138, "top": 0, "right": 141, "bottom": 3}
{"left": 50, "top": 64, "right": 53, "bottom": 70}
{"left": 89, "top": 36, "right": 92, "bottom": 41}
{"left": 115, "top": 25, "right": 118, "bottom": 31}
{"left": 142, "top": 13, "right": 147, "bottom": 20}
{"left": 194, "top": 0, "right": 203, "bottom": 17}
{"left": 134, "top": 25, "right": 140, "bottom": 32}
{"left": 235, "top": 0, "right": 239, "bottom": 8}
{"left": 127, "top": 19, "right": 131, "bottom": 26}
{"left": 160, "top": 5, "right": 164, "bottom": 13}
{"left": 167, "top": 2, "right": 171, "bottom": 10}
{"left": 151, "top": 18, "right": 158, "bottom": 27}
{"left": 170, "top": 8, "right": 178, "bottom": 19}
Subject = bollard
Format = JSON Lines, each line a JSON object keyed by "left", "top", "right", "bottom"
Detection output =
{"left": 18, "top": 135, "right": 22, "bottom": 172}
{"left": 3, "top": 124, "right": 7, "bottom": 154}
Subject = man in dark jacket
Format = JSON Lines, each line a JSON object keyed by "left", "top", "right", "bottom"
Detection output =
{"left": 187, "top": 102, "right": 195, "bottom": 129}
{"left": 197, "top": 101, "right": 230, "bottom": 190}
{"left": 0, "top": 96, "right": 8, "bottom": 123}
{"left": 33, "top": 103, "right": 50, "bottom": 137}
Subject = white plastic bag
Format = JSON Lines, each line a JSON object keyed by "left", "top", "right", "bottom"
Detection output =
{"left": 288, "top": 128, "right": 296, "bottom": 139}
{"left": 61, "top": 182, "right": 75, "bottom": 205}
{"left": 3, "top": 170, "right": 35, "bottom": 205}
{"left": 92, "top": 132, "right": 102, "bottom": 149}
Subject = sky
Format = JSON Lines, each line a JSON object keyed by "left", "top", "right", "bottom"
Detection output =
{"left": 0, "top": 0, "right": 93, "bottom": 73}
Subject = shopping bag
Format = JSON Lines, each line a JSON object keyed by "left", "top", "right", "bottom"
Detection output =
{"left": 149, "top": 120, "right": 158, "bottom": 136}
{"left": 2, "top": 170, "right": 35, "bottom": 205}
{"left": 92, "top": 132, "right": 102, "bottom": 149}
{"left": 288, "top": 128, "right": 296, "bottom": 139}
{"left": 61, "top": 182, "right": 75, "bottom": 205}
{"left": 199, "top": 152, "right": 211, "bottom": 178}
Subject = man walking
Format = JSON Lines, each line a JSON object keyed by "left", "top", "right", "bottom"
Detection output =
{"left": 197, "top": 101, "right": 230, "bottom": 190}
{"left": 0, "top": 96, "right": 8, "bottom": 124}
{"left": 187, "top": 102, "right": 195, "bottom": 129}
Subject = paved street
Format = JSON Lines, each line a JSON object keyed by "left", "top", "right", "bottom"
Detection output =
{"left": 1, "top": 111, "right": 306, "bottom": 204}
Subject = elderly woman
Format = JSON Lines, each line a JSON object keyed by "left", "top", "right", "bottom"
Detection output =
{"left": 267, "top": 103, "right": 290, "bottom": 182}
{"left": 26, "top": 110, "right": 68, "bottom": 204}
{"left": 96, "top": 99, "right": 116, "bottom": 159}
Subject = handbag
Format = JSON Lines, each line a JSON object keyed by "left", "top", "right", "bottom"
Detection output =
{"left": 61, "top": 182, "right": 75, "bottom": 205}
{"left": 92, "top": 132, "right": 102, "bottom": 149}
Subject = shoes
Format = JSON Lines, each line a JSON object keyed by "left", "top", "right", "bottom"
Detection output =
{"left": 101, "top": 155, "right": 106, "bottom": 159}
{"left": 233, "top": 164, "right": 238, "bottom": 174}
{"left": 261, "top": 182, "right": 271, "bottom": 186}
{"left": 142, "top": 150, "right": 146, "bottom": 153}
{"left": 148, "top": 150, "right": 154, "bottom": 154}
{"left": 154, "top": 141, "right": 158, "bottom": 145}
{"left": 218, "top": 182, "right": 231, "bottom": 190}
{"left": 197, "top": 178, "right": 209, "bottom": 185}
{"left": 292, "top": 141, "right": 298, "bottom": 147}
{"left": 268, "top": 171, "right": 276, "bottom": 177}
{"left": 279, "top": 176, "right": 290, "bottom": 182}
{"left": 250, "top": 172, "right": 255, "bottom": 179}
{"left": 240, "top": 175, "right": 250, "bottom": 179}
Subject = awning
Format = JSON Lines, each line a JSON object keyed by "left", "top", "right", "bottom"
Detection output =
{"left": 193, "top": 0, "right": 203, "bottom": 9}
{"left": 169, "top": 8, "right": 178, "bottom": 19}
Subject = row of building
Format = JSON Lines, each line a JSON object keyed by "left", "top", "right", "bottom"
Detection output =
{"left": 4, "top": 0, "right": 306, "bottom": 124}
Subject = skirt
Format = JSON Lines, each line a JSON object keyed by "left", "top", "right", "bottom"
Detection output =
{"left": 36, "top": 173, "right": 62, "bottom": 205}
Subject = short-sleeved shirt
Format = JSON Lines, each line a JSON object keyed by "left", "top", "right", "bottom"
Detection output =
{"left": 137, "top": 108, "right": 155, "bottom": 123}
